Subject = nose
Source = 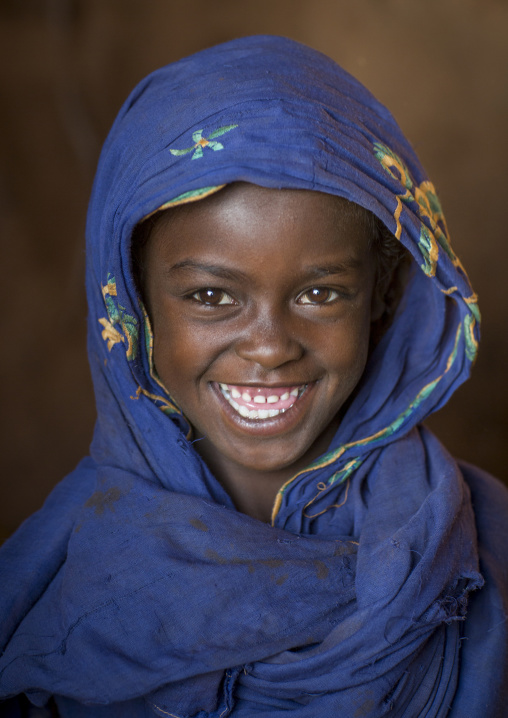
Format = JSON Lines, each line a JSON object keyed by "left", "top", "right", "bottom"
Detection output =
{"left": 234, "top": 309, "right": 304, "bottom": 370}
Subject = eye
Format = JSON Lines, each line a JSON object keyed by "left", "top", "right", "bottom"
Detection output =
{"left": 297, "top": 287, "right": 340, "bottom": 305}
{"left": 190, "top": 288, "right": 236, "bottom": 306}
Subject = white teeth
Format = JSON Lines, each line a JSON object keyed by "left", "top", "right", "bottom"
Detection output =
{"left": 218, "top": 383, "right": 306, "bottom": 421}
{"left": 246, "top": 407, "right": 283, "bottom": 420}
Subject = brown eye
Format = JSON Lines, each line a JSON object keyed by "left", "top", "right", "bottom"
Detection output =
{"left": 191, "top": 288, "right": 235, "bottom": 305}
{"left": 298, "top": 288, "right": 339, "bottom": 305}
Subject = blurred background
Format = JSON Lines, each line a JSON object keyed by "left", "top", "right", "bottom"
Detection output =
{"left": 1, "top": 0, "right": 507, "bottom": 539}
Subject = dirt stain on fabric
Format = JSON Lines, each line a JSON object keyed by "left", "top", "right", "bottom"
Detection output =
{"left": 334, "top": 541, "right": 357, "bottom": 556}
{"left": 354, "top": 697, "right": 376, "bottom": 717}
{"left": 314, "top": 559, "right": 329, "bottom": 580}
{"left": 260, "top": 559, "right": 284, "bottom": 569}
{"left": 205, "top": 549, "right": 227, "bottom": 564}
{"left": 189, "top": 517, "right": 209, "bottom": 532}
{"left": 85, "top": 487, "right": 122, "bottom": 516}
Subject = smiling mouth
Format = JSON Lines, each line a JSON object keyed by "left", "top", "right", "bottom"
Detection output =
{"left": 218, "top": 383, "right": 308, "bottom": 420}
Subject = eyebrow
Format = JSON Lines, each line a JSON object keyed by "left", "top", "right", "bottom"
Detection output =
{"left": 305, "top": 259, "right": 365, "bottom": 277}
{"left": 167, "top": 260, "right": 249, "bottom": 282}
{"left": 167, "top": 257, "right": 364, "bottom": 281}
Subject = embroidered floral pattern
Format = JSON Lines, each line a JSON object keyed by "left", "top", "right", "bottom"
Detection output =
{"left": 99, "top": 274, "right": 139, "bottom": 360}
{"left": 170, "top": 124, "right": 238, "bottom": 160}
{"left": 98, "top": 318, "right": 124, "bottom": 351}
{"left": 373, "top": 142, "right": 465, "bottom": 279}
{"left": 372, "top": 141, "right": 480, "bottom": 365}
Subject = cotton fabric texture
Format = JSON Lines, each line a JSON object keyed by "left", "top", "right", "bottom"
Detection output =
{"left": 1, "top": 35, "right": 507, "bottom": 718}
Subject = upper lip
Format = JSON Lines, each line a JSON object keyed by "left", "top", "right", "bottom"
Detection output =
{"left": 214, "top": 381, "right": 314, "bottom": 388}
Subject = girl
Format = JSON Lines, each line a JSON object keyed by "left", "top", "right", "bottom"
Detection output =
{"left": 1, "top": 35, "right": 507, "bottom": 717}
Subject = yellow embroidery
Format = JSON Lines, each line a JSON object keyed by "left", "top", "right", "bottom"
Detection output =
{"left": 373, "top": 142, "right": 468, "bottom": 280}
{"left": 130, "top": 385, "right": 180, "bottom": 416}
{"left": 98, "top": 317, "right": 124, "bottom": 351}
{"left": 102, "top": 279, "right": 117, "bottom": 299}
{"left": 99, "top": 274, "right": 139, "bottom": 360}
{"left": 441, "top": 286, "right": 458, "bottom": 296}
{"left": 393, "top": 195, "right": 404, "bottom": 240}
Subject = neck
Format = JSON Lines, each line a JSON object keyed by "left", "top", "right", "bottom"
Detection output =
{"left": 195, "top": 423, "right": 338, "bottom": 523}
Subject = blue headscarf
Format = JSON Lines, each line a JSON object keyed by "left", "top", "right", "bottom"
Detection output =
{"left": 1, "top": 35, "right": 507, "bottom": 718}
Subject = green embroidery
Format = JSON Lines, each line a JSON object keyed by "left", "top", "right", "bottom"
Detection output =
{"left": 418, "top": 224, "right": 435, "bottom": 277}
{"left": 170, "top": 124, "right": 238, "bottom": 160}
{"left": 99, "top": 274, "right": 139, "bottom": 360}
{"left": 327, "top": 457, "right": 363, "bottom": 487}
{"left": 463, "top": 314, "right": 479, "bottom": 362}
{"left": 467, "top": 298, "right": 481, "bottom": 325}
{"left": 373, "top": 139, "right": 480, "bottom": 360}
{"left": 157, "top": 186, "right": 224, "bottom": 212}
{"left": 373, "top": 142, "right": 413, "bottom": 190}
{"left": 373, "top": 141, "right": 462, "bottom": 279}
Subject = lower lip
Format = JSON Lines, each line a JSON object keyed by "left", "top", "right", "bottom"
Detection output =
{"left": 211, "top": 381, "right": 317, "bottom": 437}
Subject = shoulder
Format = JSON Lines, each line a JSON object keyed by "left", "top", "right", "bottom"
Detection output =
{"left": 458, "top": 460, "right": 508, "bottom": 549}
{"left": 458, "top": 461, "right": 508, "bottom": 626}
{"left": 0, "top": 458, "right": 97, "bottom": 651}
{"left": 449, "top": 461, "right": 508, "bottom": 717}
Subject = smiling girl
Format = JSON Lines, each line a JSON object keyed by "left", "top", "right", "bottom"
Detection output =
{"left": 135, "top": 185, "right": 395, "bottom": 522}
{"left": 1, "top": 35, "right": 507, "bottom": 718}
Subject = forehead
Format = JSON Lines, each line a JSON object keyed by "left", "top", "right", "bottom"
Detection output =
{"left": 143, "top": 183, "right": 375, "bottom": 264}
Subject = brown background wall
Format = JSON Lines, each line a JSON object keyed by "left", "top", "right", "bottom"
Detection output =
{"left": 1, "top": 0, "right": 507, "bottom": 539}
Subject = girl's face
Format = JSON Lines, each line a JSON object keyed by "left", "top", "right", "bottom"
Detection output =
{"left": 142, "top": 183, "right": 384, "bottom": 489}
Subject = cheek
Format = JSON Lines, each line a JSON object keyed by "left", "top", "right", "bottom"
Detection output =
{"left": 151, "top": 306, "right": 223, "bottom": 398}
{"left": 320, "top": 311, "right": 372, "bottom": 389}
{"left": 328, "top": 304, "right": 372, "bottom": 357}
{"left": 154, "top": 336, "right": 197, "bottom": 389}
{"left": 151, "top": 305, "right": 192, "bottom": 387}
